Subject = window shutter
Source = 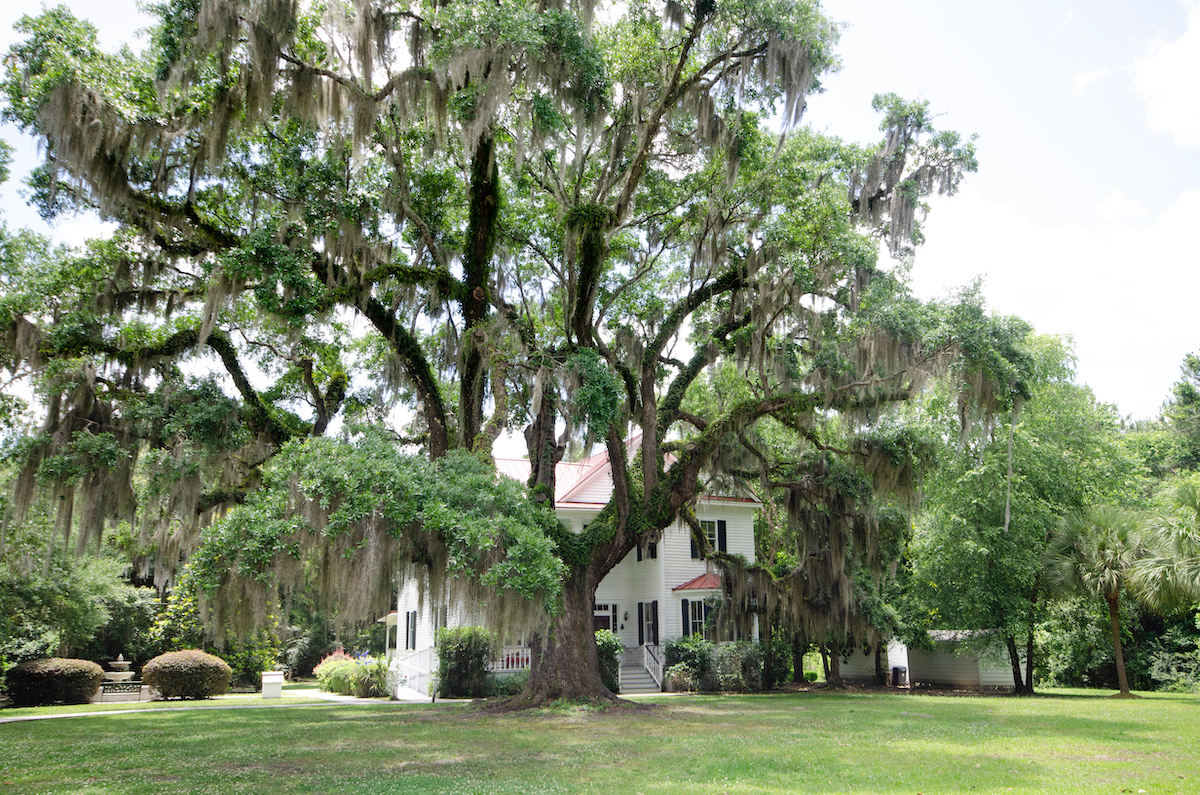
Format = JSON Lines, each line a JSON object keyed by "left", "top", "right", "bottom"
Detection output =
{"left": 681, "top": 599, "right": 690, "bottom": 636}
{"left": 718, "top": 520, "right": 727, "bottom": 552}
{"left": 690, "top": 534, "right": 699, "bottom": 559}
{"left": 637, "top": 545, "right": 643, "bottom": 562}
{"left": 637, "top": 603, "right": 645, "bottom": 646}
{"left": 652, "top": 601, "right": 660, "bottom": 645}
{"left": 650, "top": 542, "right": 657, "bottom": 559}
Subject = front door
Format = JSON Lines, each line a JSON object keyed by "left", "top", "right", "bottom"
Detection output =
{"left": 593, "top": 603, "right": 616, "bottom": 632}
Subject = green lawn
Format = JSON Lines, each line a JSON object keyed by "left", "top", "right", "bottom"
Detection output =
{"left": 2, "top": 689, "right": 1197, "bottom": 794}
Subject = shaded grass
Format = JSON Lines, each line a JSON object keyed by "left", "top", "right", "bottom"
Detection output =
{"left": 1, "top": 688, "right": 1197, "bottom": 793}
{"left": 0, "top": 695, "right": 325, "bottom": 720}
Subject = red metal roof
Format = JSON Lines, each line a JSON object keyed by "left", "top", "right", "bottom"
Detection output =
{"left": 672, "top": 571, "right": 722, "bottom": 591}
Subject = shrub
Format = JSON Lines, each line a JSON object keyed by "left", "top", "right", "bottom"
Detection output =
{"left": 664, "top": 634, "right": 715, "bottom": 690}
{"left": 436, "top": 626, "right": 496, "bottom": 698}
{"left": 595, "top": 629, "right": 622, "bottom": 693}
{"left": 490, "top": 669, "right": 529, "bottom": 697}
{"left": 315, "top": 658, "right": 357, "bottom": 695}
{"left": 804, "top": 670, "right": 818, "bottom": 682}
{"left": 142, "top": 650, "right": 231, "bottom": 699}
{"left": 221, "top": 633, "right": 281, "bottom": 689}
{"left": 351, "top": 655, "right": 391, "bottom": 698}
{"left": 314, "top": 648, "right": 357, "bottom": 694}
{"left": 665, "top": 633, "right": 713, "bottom": 673}
{"left": 7, "top": 658, "right": 103, "bottom": 706}
{"left": 713, "top": 641, "right": 763, "bottom": 692}
{"left": 664, "top": 662, "right": 698, "bottom": 692}
{"left": 285, "top": 626, "right": 336, "bottom": 678}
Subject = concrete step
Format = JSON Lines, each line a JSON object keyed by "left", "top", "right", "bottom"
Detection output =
{"left": 619, "top": 663, "right": 661, "bottom": 694}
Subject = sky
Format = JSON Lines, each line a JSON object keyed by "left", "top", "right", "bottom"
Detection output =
{"left": 2, "top": 0, "right": 1199, "bottom": 422}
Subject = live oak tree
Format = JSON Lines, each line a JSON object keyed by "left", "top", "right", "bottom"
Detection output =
{"left": 2, "top": 0, "right": 987, "bottom": 703}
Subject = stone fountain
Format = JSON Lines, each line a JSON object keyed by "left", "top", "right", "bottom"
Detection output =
{"left": 104, "top": 653, "right": 135, "bottom": 683}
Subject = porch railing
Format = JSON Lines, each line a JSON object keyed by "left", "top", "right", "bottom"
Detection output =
{"left": 643, "top": 644, "right": 663, "bottom": 688}
{"left": 390, "top": 647, "right": 437, "bottom": 696}
{"left": 489, "top": 646, "right": 532, "bottom": 673}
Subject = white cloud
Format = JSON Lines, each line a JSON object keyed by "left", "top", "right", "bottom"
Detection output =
{"left": 1095, "top": 189, "right": 1150, "bottom": 224}
{"left": 1133, "top": 1, "right": 1200, "bottom": 147}
{"left": 904, "top": 186, "right": 1200, "bottom": 420}
{"left": 1071, "top": 68, "right": 1110, "bottom": 96}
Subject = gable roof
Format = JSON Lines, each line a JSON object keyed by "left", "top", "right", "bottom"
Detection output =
{"left": 495, "top": 434, "right": 762, "bottom": 510}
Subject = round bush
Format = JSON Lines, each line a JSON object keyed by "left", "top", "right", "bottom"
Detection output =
{"left": 142, "top": 650, "right": 232, "bottom": 699}
{"left": 7, "top": 658, "right": 104, "bottom": 706}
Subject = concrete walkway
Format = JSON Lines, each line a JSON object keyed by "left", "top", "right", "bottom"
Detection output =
{"left": 0, "top": 684, "right": 456, "bottom": 724}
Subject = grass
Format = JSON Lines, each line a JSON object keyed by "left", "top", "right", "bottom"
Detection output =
{"left": 1, "top": 688, "right": 1197, "bottom": 794}
{"left": 0, "top": 695, "right": 327, "bottom": 720}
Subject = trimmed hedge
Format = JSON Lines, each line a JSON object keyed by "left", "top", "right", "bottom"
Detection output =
{"left": 7, "top": 658, "right": 104, "bottom": 706}
{"left": 142, "top": 649, "right": 231, "bottom": 699}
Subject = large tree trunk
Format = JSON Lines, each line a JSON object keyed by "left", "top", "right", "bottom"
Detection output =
{"left": 459, "top": 133, "right": 499, "bottom": 451}
{"left": 525, "top": 396, "right": 564, "bottom": 506}
{"left": 514, "top": 569, "right": 616, "bottom": 705}
{"left": 827, "top": 640, "right": 842, "bottom": 685}
{"left": 1107, "top": 594, "right": 1132, "bottom": 697}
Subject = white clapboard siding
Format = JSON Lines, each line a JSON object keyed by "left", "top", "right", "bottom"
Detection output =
{"left": 840, "top": 649, "right": 877, "bottom": 682}
{"left": 907, "top": 646, "right": 982, "bottom": 687}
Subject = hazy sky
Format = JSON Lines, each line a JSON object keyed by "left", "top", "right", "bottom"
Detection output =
{"left": 2, "top": 0, "right": 1198, "bottom": 421}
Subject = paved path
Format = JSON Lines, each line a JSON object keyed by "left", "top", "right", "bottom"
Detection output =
{"left": 0, "top": 685, "right": 453, "bottom": 725}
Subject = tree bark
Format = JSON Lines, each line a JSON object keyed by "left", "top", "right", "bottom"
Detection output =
{"left": 525, "top": 394, "right": 563, "bottom": 506}
{"left": 515, "top": 569, "right": 616, "bottom": 705}
{"left": 459, "top": 133, "right": 499, "bottom": 451}
{"left": 1005, "top": 634, "right": 1029, "bottom": 695}
{"left": 1107, "top": 594, "right": 1132, "bottom": 696}
{"left": 1024, "top": 631, "right": 1036, "bottom": 695}
{"left": 827, "top": 640, "right": 842, "bottom": 685}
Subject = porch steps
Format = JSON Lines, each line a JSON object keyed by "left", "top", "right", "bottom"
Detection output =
{"left": 619, "top": 662, "right": 661, "bottom": 695}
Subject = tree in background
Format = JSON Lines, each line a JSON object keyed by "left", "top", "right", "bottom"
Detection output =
{"left": 1163, "top": 354, "right": 1200, "bottom": 472}
{"left": 1044, "top": 505, "right": 1150, "bottom": 698}
{"left": 904, "top": 334, "right": 1144, "bottom": 693}
{"left": 1, "top": 0, "right": 992, "bottom": 703}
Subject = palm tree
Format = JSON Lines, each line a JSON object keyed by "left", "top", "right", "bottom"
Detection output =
{"left": 1137, "top": 481, "right": 1200, "bottom": 612}
{"left": 1044, "top": 506, "right": 1149, "bottom": 697}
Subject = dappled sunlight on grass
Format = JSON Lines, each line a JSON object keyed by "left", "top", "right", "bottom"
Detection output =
{"left": 1, "top": 690, "right": 1197, "bottom": 793}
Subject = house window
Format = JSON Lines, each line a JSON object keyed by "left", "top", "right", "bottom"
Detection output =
{"left": 404, "top": 610, "right": 418, "bottom": 650}
{"left": 681, "top": 598, "right": 718, "bottom": 641}
{"left": 690, "top": 520, "right": 726, "bottom": 559}
{"left": 689, "top": 600, "right": 711, "bottom": 640}
{"left": 592, "top": 603, "right": 616, "bottom": 632}
{"left": 636, "top": 542, "right": 657, "bottom": 561}
{"left": 638, "top": 600, "right": 658, "bottom": 646}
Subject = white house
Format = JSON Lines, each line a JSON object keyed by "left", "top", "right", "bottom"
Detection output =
{"left": 382, "top": 441, "right": 760, "bottom": 695}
